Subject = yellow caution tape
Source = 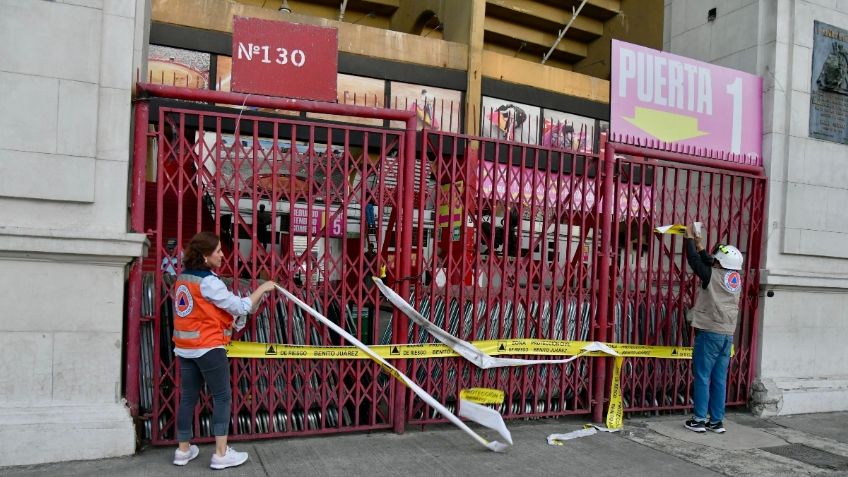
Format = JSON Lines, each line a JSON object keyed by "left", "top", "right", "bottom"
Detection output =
{"left": 226, "top": 339, "right": 698, "bottom": 360}
{"left": 601, "top": 345, "right": 731, "bottom": 430}
{"left": 230, "top": 336, "right": 728, "bottom": 433}
{"left": 460, "top": 388, "right": 506, "bottom": 405}
{"left": 273, "top": 284, "right": 512, "bottom": 452}
{"left": 227, "top": 336, "right": 725, "bottom": 432}
{"left": 606, "top": 357, "right": 624, "bottom": 430}
{"left": 654, "top": 224, "right": 688, "bottom": 234}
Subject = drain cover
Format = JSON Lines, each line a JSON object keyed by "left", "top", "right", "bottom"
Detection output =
{"left": 761, "top": 444, "right": 848, "bottom": 471}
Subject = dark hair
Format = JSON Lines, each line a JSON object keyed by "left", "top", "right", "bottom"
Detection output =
{"left": 183, "top": 232, "right": 219, "bottom": 270}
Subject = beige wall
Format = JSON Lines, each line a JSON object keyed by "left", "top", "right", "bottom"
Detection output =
{"left": 482, "top": 50, "right": 609, "bottom": 103}
{"left": 576, "top": 0, "right": 664, "bottom": 79}
{"left": 152, "top": 0, "right": 467, "bottom": 70}
{"left": 151, "top": 0, "right": 610, "bottom": 110}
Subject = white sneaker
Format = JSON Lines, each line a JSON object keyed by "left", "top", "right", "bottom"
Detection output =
{"left": 210, "top": 446, "right": 249, "bottom": 470}
{"left": 173, "top": 445, "right": 199, "bottom": 465}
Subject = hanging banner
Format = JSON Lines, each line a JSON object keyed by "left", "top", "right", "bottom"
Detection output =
{"left": 611, "top": 40, "right": 762, "bottom": 158}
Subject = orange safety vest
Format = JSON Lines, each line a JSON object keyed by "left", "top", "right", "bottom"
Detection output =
{"left": 172, "top": 270, "right": 234, "bottom": 349}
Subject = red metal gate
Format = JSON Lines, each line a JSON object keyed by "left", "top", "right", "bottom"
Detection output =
{"left": 126, "top": 85, "right": 766, "bottom": 445}
{"left": 127, "top": 84, "right": 417, "bottom": 444}
{"left": 602, "top": 139, "right": 766, "bottom": 417}
{"left": 403, "top": 132, "right": 604, "bottom": 422}
{"left": 407, "top": 131, "right": 766, "bottom": 425}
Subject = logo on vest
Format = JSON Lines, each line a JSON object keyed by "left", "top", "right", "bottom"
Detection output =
{"left": 174, "top": 284, "right": 194, "bottom": 317}
{"left": 722, "top": 271, "right": 741, "bottom": 293}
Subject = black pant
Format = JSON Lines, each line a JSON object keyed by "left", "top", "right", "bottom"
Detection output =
{"left": 176, "top": 348, "right": 232, "bottom": 440}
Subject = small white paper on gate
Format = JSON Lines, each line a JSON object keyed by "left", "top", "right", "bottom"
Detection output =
{"left": 547, "top": 427, "right": 597, "bottom": 445}
{"left": 275, "top": 285, "right": 512, "bottom": 453}
{"left": 373, "top": 278, "right": 619, "bottom": 369}
{"left": 582, "top": 342, "right": 619, "bottom": 356}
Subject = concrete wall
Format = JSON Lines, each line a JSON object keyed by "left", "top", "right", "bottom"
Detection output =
{"left": 151, "top": 1, "right": 468, "bottom": 71}
{"left": 0, "top": 0, "right": 148, "bottom": 466}
{"left": 576, "top": 0, "right": 665, "bottom": 79}
{"left": 665, "top": 0, "right": 848, "bottom": 415}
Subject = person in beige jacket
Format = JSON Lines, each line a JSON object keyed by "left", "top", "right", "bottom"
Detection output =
{"left": 682, "top": 224, "right": 744, "bottom": 434}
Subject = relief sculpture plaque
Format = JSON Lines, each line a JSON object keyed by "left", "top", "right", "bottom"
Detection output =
{"left": 810, "top": 21, "right": 848, "bottom": 144}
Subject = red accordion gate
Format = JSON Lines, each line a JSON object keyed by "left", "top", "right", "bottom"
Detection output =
{"left": 126, "top": 85, "right": 766, "bottom": 445}
{"left": 600, "top": 139, "right": 765, "bottom": 419}
{"left": 403, "top": 132, "right": 604, "bottom": 423}
{"left": 126, "top": 84, "right": 418, "bottom": 444}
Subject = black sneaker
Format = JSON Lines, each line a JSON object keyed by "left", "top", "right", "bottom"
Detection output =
{"left": 705, "top": 421, "right": 726, "bottom": 433}
{"left": 685, "top": 418, "right": 706, "bottom": 432}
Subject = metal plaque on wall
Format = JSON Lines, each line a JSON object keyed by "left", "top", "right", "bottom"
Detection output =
{"left": 810, "top": 21, "right": 848, "bottom": 144}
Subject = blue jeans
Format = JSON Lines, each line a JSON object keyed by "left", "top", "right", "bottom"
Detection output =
{"left": 692, "top": 330, "right": 733, "bottom": 423}
{"left": 365, "top": 203, "right": 376, "bottom": 228}
{"left": 176, "top": 348, "right": 232, "bottom": 440}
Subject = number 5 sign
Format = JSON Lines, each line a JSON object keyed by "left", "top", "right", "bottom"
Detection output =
{"left": 611, "top": 40, "right": 762, "bottom": 158}
{"left": 232, "top": 16, "right": 338, "bottom": 101}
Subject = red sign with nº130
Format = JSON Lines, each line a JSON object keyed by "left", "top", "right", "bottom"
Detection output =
{"left": 231, "top": 16, "right": 338, "bottom": 101}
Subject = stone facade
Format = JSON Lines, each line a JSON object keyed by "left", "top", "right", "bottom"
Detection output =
{"left": 665, "top": 0, "right": 848, "bottom": 415}
{"left": 0, "top": 0, "right": 148, "bottom": 466}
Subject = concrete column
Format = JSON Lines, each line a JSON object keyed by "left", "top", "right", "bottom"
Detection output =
{"left": 465, "top": 0, "right": 485, "bottom": 135}
{"left": 0, "top": 0, "right": 149, "bottom": 465}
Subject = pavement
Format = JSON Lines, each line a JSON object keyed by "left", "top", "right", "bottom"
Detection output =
{"left": 4, "top": 410, "right": 848, "bottom": 476}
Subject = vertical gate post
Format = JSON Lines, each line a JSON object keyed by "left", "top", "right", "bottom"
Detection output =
{"left": 592, "top": 140, "right": 616, "bottom": 423}
{"left": 125, "top": 99, "right": 149, "bottom": 416}
{"left": 746, "top": 180, "right": 767, "bottom": 394}
{"left": 391, "top": 118, "right": 418, "bottom": 433}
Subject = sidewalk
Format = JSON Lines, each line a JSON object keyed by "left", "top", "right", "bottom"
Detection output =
{"left": 4, "top": 411, "right": 848, "bottom": 476}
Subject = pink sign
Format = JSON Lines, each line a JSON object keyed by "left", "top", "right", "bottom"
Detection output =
{"left": 611, "top": 40, "right": 762, "bottom": 158}
{"left": 291, "top": 204, "right": 345, "bottom": 237}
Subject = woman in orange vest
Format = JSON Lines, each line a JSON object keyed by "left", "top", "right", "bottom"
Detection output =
{"left": 172, "top": 232, "right": 276, "bottom": 469}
